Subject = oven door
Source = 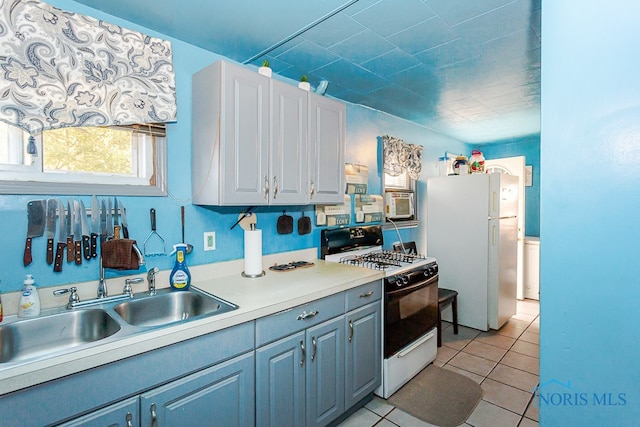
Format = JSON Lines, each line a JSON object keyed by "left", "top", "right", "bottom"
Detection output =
{"left": 384, "top": 274, "right": 438, "bottom": 358}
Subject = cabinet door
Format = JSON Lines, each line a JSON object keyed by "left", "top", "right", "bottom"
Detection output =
{"left": 57, "top": 396, "right": 138, "bottom": 427}
{"left": 308, "top": 94, "right": 346, "bottom": 204}
{"left": 345, "top": 301, "right": 382, "bottom": 409}
{"left": 220, "top": 61, "right": 270, "bottom": 205}
{"left": 270, "top": 80, "right": 308, "bottom": 205}
{"left": 256, "top": 331, "right": 306, "bottom": 427}
{"left": 306, "top": 316, "right": 344, "bottom": 427}
{"left": 140, "top": 352, "right": 255, "bottom": 427}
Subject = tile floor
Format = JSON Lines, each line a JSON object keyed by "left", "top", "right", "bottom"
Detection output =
{"left": 338, "top": 299, "right": 540, "bottom": 427}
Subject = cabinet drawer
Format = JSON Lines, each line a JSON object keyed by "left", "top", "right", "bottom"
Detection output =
{"left": 345, "top": 280, "right": 382, "bottom": 312}
{"left": 256, "top": 292, "right": 344, "bottom": 347}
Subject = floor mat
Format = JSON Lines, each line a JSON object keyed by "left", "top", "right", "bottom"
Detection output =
{"left": 388, "top": 364, "right": 483, "bottom": 427}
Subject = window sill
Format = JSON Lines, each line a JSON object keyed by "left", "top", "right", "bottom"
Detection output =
{"left": 0, "top": 180, "right": 167, "bottom": 196}
{"left": 382, "top": 219, "right": 419, "bottom": 231}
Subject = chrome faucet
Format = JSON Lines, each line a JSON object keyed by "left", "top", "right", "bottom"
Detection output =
{"left": 147, "top": 267, "right": 159, "bottom": 295}
{"left": 98, "top": 244, "right": 145, "bottom": 299}
{"left": 97, "top": 256, "right": 108, "bottom": 298}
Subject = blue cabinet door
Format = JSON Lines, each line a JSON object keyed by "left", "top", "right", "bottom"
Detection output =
{"left": 140, "top": 351, "right": 255, "bottom": 427}
{"left": 256, "top": 331, "right": 306, "bottom": 427}
{"left": 345, "top": 301, "right": 382, "bottom": 409}
{"left": 306, "top": 316, "right": 344, "bottom": 427}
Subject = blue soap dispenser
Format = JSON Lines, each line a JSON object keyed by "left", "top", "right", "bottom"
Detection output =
{"left": 169, "top": 244, "right": 191, "bottom": 291}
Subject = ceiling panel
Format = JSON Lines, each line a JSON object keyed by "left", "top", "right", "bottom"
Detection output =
{"left": 69, "top": 0, "right": 541, "bottom": 143}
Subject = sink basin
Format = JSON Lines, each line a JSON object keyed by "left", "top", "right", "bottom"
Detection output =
{"left": 0, "top": 309, "right": 121, "bottom": 364}
{"left": 113, "top": 288, "right": 237, "bottom": 328}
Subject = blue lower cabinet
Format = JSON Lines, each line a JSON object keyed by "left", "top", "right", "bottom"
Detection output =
{"left": 140, "top": 351, "right": 255, "bottom": 427}
{"left": 57, "top": 396, "right": 139, "bottom": 427}
{"left": 306, "top": 316, "right": 345, "bottom": 427}
{"left": 256, "top": 331, "right": 306, "bottom": 427}
{"left": 345, "top": 302, "right": 382, "bottom": 409}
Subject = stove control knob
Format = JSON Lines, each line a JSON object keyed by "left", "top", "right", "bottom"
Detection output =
{"left": 401, "top": 275, "right": 409, "bottom": 285}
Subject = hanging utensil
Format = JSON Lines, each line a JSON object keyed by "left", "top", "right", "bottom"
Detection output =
{"left": 298, "top": 210, "right": 311, "bottom": 235}
{"left": 230, "top": 206, "right": 255, "bottom": 230}
{"left": 143, "top": 208, "right": 166, "bottom": 256}
{"left": 277, "top": 210, "right": 293, "bottom": 235}
{"left": 181, "top": 206, "right": 194, "bottom": 254}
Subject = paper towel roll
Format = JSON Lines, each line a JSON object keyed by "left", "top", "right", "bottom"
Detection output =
{"left": 243, "top": 229, "right": 263, "bottom": 276}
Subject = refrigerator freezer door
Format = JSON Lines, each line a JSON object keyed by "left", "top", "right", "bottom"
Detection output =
{"left": 487, "top": 216, "right": 518, "bottom": 329}
{"left": 426, "top": 175, "right": 491, "bottom": 331}
{"left": 489, "top": 173, "right": 519, "bottom": 219}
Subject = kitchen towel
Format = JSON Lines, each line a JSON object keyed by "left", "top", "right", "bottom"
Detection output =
{"left": 101, "top": 239, "right": 140, "bottom": 270}
{"left": 243, "top": 228, "right": 263, "bottom": 276}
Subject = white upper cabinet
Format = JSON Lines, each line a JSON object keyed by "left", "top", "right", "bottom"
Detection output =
{"left": 308, "top": 94, "right": 346, "bottom": 204}
{"left": 192, "top": 59, "right": 345, "bottom": 206}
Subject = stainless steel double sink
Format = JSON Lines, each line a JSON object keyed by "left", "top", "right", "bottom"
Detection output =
{"left": 0, "top": 287, "right": 237, "bottom": 367}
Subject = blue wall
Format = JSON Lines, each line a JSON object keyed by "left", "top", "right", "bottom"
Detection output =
{"left": 0, "top": 0, "right": 469, "bottom": 293}
{"left": 473, "top": 134, "right": 541, "bottom": 236}
{"left": 540, "top": 1, "right": 640, "bottom": 424}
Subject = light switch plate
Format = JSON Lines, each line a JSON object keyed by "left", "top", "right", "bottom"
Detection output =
{"left": 204, "top": 231, "right": 216, "bottom": 251}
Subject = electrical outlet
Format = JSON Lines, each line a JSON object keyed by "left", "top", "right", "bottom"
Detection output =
{"left": 203, "top": 232, "right": 216, "bottom": 251}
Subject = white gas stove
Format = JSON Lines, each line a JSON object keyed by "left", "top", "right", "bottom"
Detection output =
{"left": 321, "top": 226, "right": 439, "bottom": 399}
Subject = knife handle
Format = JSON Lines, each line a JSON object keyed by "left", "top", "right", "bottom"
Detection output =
{"left": 82, "top": 235, "right": 91, "bottom": 260}
{"left": 74, "top": 240, "right": 82, "bottom": 265}
{"left": 24, "top": 237, "right": 33, "bottom": 266}
{"left": 90, "top": 233, "right": 98, "bottom": 258}
{"left": 122, "top": 225, "right": 129, "bottom": 239}
{"left": 54, "top": 242, "right": 66, "bottom": 272}
{"left": 114, "top": 225, "right": 121, "bottom": 239}
{"left": 46, "top": 238, "right": 54, "bottom": 265}
{"left": 67, "top": 237, "right": 74, "bottom": 263}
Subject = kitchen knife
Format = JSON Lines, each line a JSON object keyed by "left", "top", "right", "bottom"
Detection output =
{"left": 23, "top": 200, "right": 45, "bottom": 266}
{"left": 66, "top": 199, "right": 74, "bottom": 263}
{"left": 79, "top": 200, "right": 91, "bottom": 260}
{"left": 100, "top": 198, "right": 107, "bottom": 245}
{"left": 53, "top": 199, "right": 67, "bottom": 273}
{"left": 113, "top": 197, "right": 120, "bottom": 239}
{"left": 118, "top": 200, "right": 129, "bottom": 239}
{"left": 106, "top": 197, "right": 113, "bottom": 240}
{"left": 90, "top": 196, "right": 100, "bottom": 258}
{"left": 45, "top": 199, "right": 57, "bottom": 265}
{"left": 73, "top": 200, "right": 82, "bottom": 265}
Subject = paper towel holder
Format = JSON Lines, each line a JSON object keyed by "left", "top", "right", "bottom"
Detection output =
{"left": 242, "top": 223, "right": 265, "bottom": 278}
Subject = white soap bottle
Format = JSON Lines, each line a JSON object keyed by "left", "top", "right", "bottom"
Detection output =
{"left": 18, "top": 274, "right": 41, "bottom": 318}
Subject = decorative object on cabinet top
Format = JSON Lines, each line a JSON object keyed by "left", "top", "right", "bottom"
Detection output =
{"left": 0, "top": 0, "right": 177, "bottom": 134}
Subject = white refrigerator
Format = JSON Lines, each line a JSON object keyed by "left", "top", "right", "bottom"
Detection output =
{"left": 427, "top": 173, "right": 519, "bottom": 331}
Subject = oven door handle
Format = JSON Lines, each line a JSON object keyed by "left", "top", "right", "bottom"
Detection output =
{"left": 396, "top": 330, "right": 436, "bottom": 358}
{"left": 386, "top": 274, "right": 438, "bottom": 297}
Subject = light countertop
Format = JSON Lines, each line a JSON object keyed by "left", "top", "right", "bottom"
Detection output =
{"left": 0, "top": 249, "right": 384, "bottom": 395}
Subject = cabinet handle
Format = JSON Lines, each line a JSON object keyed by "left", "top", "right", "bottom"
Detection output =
{"left": 272, "top": 176, "right": 278, "bottom": 199}
{"left": 300, "top": 340, "right": 306, "bottom": 367}
{"left": 311, "top": 336, "right": 317, "bottom": 362}
{"left": 126, "top": 412, "right": 133, "bottom": 427}
{"left": 297, "top": 310, "right": 319, "bottom": 320}
{"left": 150, "top": 403, "right": 157, "bottom": 427}
{"left": 359, "top": 290, "right": 374, "bottom": 298}
{"left": 349, "top": 319, "right": 354, "bottom": 343}
{"left": 309, "top": 179, "right": 315, "bottom": 199}
{"left": 263, "top": 175, "right": 270, "bottom": 199}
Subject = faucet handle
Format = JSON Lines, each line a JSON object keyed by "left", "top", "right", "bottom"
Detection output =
{"left": 53, "top": 287, "right": 80, "bottom": 309}
{"left": 124, "top": 278, "right": 143, "bottom": 298}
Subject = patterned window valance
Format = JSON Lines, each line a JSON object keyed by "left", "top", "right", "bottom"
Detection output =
{"left": 382, "top": 135, "right": 423, "bottom": 180}
{"left": 0, "top": 0, "right": 177, "bottom": 134}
